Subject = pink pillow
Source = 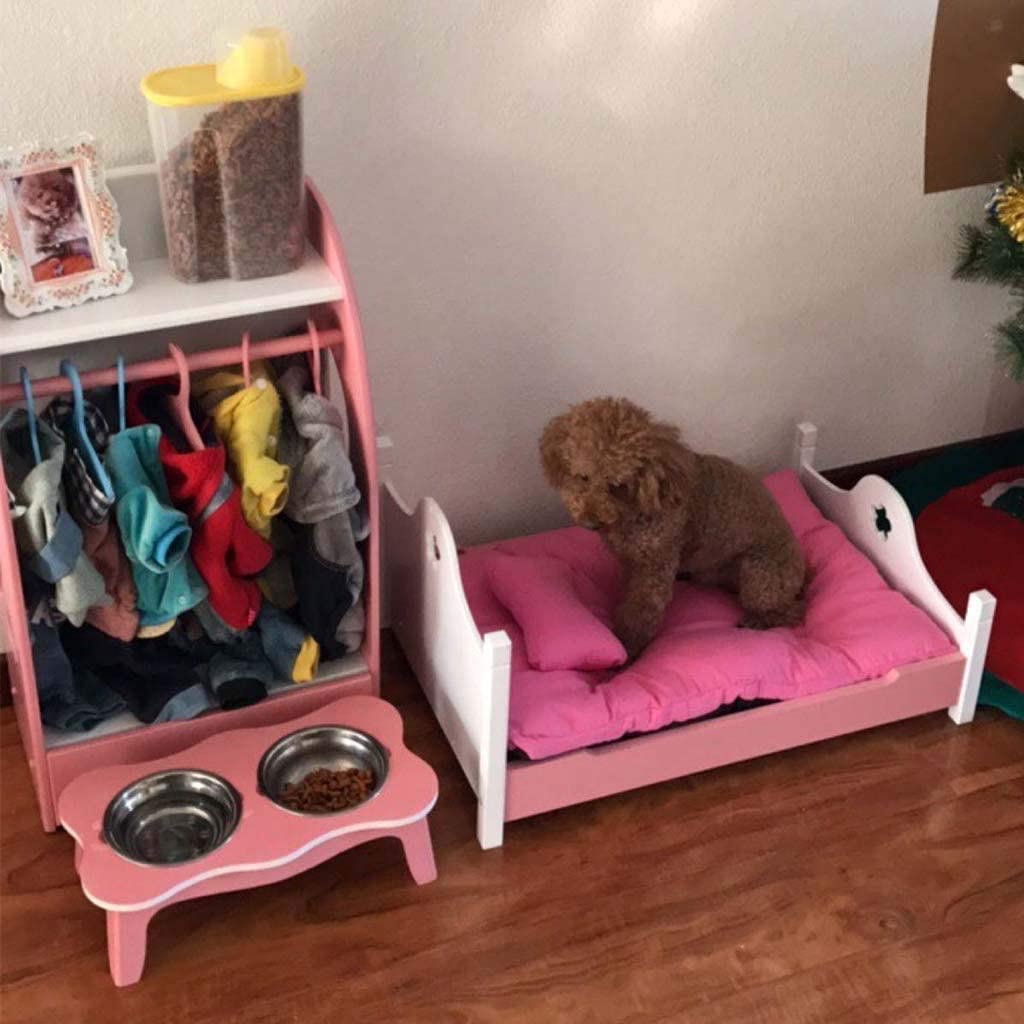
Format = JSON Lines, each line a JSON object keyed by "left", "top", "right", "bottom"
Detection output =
{"left": 485, "top": 552, "right": 627, "bottom": 671}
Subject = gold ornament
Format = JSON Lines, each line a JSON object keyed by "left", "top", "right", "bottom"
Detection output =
{"left": 996, "top": 182, "right": 1024, "bottom": 244}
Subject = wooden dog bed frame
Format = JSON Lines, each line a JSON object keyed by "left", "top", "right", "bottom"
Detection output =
{"left": 383, "top": 423, "right": 995, "bottom": 849}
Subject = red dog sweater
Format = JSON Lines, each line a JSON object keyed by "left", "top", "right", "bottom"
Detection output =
{"left": 129, "top": 382, "right": 271, "bottom": 631}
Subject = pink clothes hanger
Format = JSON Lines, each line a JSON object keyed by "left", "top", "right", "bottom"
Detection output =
{"left": 306, "top": 319, "right": 322, "bottom": 397}
{"left": 241, "top": 331, "right": 252, "bottom": 388}
{"left": 166, "top": 343, "right": 205, "bottom": 451}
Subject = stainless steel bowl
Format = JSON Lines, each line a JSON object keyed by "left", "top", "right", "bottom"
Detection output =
{"left": 102, "top": 770, "right": 241, "bottom": 866}
{"left": 258, "top": 725, "right": 389, "bottom": 815}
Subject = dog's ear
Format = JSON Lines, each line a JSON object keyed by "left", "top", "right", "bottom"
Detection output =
{"left": 635, "top": 468, "right": 662, "bottom": 514}
{"left": 539, "top": 411, "right": 572, "bottom": 487}
{"left": 635, "top": 424, "right": 696, "bottom": 514}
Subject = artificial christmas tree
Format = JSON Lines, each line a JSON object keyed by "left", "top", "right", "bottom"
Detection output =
{"left": 955, "top": 153, "right": 1024, "bottom": 380}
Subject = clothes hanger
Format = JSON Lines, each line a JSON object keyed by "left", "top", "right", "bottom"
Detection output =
{"left": 241, "top": 330, "right": 252, "bottom": 388}
{"left": 59, "top": 359, "right": 114, "bottom": 500}
{"left": 166, "top": 343, "right": 205, "bottom": 451}
{"left": 19, "top": 367, "right": 42, "bottom": 466}
{"left": 115, "top": 355, "right": 126, "bottom": 434}
{"left": 306, "top": 318, "right": 322, "bottom": 397}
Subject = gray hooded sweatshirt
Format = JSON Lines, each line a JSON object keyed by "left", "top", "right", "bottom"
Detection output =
{"left": 276, "top": 364, "right": 366, "bottom": 654}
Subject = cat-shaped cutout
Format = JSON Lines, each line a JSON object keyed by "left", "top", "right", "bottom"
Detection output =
{"left": 873, "top": 505, "right": 893, "bottom": 540}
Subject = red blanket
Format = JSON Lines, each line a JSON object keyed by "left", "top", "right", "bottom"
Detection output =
{"left": 915, "top": 468, "right": 1024, "bottom": 693}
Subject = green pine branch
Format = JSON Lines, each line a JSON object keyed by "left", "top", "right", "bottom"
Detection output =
{"left": 994, "top": 305, "right": 1024, "bottom": 380}
{"left": 954, "top": 222, "right": 1024, "bottom": 285}
{"left": 953, "top": 158, "right": 1024, "bottom": 384}
{"left": 954, "top": 224, "right": 987, "bottom": 279}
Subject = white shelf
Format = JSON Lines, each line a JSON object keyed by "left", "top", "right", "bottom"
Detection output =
{"left": 0, "top": 165, "right": 343, "bottom": 357}
{"left": 43, "top": 651, "right": 368, "bottom": 750}
{"left": 0, "top": 245, "right": 343, "bottom": 357}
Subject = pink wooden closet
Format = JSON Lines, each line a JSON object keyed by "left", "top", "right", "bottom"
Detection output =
{"left": 0, "top": 178, "right": 381, "bottom": 831}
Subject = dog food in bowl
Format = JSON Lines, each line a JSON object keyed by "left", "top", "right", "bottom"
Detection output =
{"left": 278, "top": 767, "right": 376, "bottom": 814}
{"left": 103, "top": 769, "right": 241, "bottom": 866}
{"left": 258, "top": 725, "right": 388, "bottom": 815}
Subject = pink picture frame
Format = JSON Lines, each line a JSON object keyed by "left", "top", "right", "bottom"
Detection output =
{"left": 0, "top": 133, "right": 132, "bottom": 318}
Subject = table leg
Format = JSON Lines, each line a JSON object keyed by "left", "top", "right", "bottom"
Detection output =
{"left": 397, "top": 817, "right": 437, "bottom": 885}
{"left": 106, "top": 908, "right": 153, "bottom": 986}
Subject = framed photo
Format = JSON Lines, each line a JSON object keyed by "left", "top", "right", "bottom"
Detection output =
{"left": 0, "top": 134, "right": 132, "bottom": 318}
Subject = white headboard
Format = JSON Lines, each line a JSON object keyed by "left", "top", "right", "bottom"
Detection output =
{"left": 791, "top": 422, "right": 967, "bottom": 645}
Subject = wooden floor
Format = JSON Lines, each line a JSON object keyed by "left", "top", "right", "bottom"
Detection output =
{"left": 2, "top": 636, "right": 1023, "bottom": 1024}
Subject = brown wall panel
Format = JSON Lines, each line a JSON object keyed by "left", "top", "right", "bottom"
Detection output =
{"left": 925, "top": 0, "right": 1024, "bottom": 193}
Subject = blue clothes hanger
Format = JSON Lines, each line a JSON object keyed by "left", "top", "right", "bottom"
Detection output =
{"left": 19, "top": 367, "right": 42, "bottom": 466}
{"left": 116, "top": 355, "right": 126, "bottom": 434}
{"left": 59, "top": 358, "right": 114, "bottom": 500}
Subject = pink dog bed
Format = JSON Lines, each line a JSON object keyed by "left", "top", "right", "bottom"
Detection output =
{"left": 459, "top": 470, "right": 956, "bottom": 760}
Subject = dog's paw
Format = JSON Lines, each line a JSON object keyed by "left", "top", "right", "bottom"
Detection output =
{"left": 614, "top": 622, "right": 651, "bottom": 662}
{"left": 740, "top": 602, "right": 805, "bottom": 630}
{"left": 739, "top": 613, "right": 771, "bottom": 631}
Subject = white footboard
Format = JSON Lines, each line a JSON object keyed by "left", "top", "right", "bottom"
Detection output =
{"left": 383, "top": 482, "right": 512, "bottom": 848}
{"left": 792, "top": 423, "right": 995, "bottom": 724}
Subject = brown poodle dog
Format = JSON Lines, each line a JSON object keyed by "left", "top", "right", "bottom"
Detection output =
{"left": 540, "top": 397, "right": 806, "bottom": 658}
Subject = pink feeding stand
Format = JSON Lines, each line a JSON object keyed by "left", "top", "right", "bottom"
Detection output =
{"left": 59, "top": 696, "right": 438, "bottom": 986}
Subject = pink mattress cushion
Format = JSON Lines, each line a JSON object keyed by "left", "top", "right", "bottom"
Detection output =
{"left": 486, "top": 552, "right": 627, "bottom": 671}
{"left": 459, "top": 469, "right": 957, "bottom": 760}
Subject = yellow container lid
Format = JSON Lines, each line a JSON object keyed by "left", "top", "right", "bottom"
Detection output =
{"left": 141, "top": 27, "right": 304, "bottom": 107}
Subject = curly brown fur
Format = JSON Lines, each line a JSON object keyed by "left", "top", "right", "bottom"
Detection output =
{"left": 540, "top": 397, "right": 806, "bottom": 658}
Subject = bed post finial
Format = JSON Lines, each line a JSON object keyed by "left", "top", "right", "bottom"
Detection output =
{"left": 792, "top": 422, "right": 818, "bottom": 472}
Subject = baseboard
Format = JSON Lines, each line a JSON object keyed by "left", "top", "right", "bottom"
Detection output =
{"left": 823, "top": 428, "right": 1024, "bottom": 490}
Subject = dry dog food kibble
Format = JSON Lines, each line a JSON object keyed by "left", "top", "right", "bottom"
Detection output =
{"left": 278, "top": 767, "right": 375, "bottom": 813}
{"left": 158, "top": 94, "right": 304, "bottom": 282}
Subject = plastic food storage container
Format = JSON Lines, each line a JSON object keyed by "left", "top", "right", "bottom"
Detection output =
{"left": 141, "top": 27, "right": 305, "bottom": 283}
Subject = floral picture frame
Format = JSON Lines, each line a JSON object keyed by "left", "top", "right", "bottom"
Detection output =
{"left": 0, "top": 134, "right": 132, "bottom": 318}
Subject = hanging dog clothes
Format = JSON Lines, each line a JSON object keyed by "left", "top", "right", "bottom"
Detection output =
{"left": 31, "top": 619, "right": 126, "bottom": 729}
{"left": 277, "top": 364, "right": 366, "bottom": 657}
{"left": 60, "top": 620, "right": 216, "bottom": 724}
{"left": 194, "top": 600, "right": 320, "bottom": 688}
{"left": 129, "top": 380, "right": 319, "bottom": 685}
{"left": 129, "top": 380, "right": 270, "bottom": 632}
{"left": 1, "top": 409, "right": 109, "bottom": 626}
{"left": 43, "top": 393, "right": 139, "bottom": 642}
{"left": 16, "top": 537, "right": 125, "bottom": 731}
{"left": 105, "top": 421, "right": 207, "bottom": 633}
{"left": 195, "top": 361, "right": 290, "bottom": 540}
{"left": 40, "top": 394, "right": 114, "bottom": 527}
